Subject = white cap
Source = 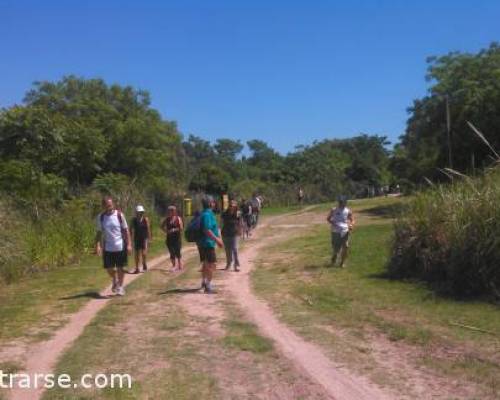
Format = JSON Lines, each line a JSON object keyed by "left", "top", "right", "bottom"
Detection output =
{"left": 136, "top": 205, "right": 145, "bottom": 212}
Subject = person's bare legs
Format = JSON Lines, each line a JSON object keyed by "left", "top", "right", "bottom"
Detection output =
{"left": 117, "top": 267, "right": 125, "bottom": 287}
{"left": 141, "top": 248, "right": 148, "bottom": 271}
{"left": 201, "top": 261, "right": 208, "bottom": 287}
{"left": 339, "top": 245, "right": 349, "bottom": 268}
{"left": 107, "top": 268, "right": 117, "bottom": 282}
{"left": 134, "top": 251, "right": 141, "bottom": 273}
{"left": 202, "top": 262, "right": 216, "bottom": 292}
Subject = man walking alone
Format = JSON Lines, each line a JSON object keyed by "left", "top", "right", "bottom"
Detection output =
{"left": 327, "top": 196, "right": 354, "bottom": 268}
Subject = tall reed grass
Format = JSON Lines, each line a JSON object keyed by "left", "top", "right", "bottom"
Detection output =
{"left": 389, "top": 167, "right": 500, "bottom": 298}
{"left": 0, "top": 189, "right": 153, "bottom": 284}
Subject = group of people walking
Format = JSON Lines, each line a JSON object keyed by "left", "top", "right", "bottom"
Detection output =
{"left": 94, "top": 194, "right": 263, "bottom": 296}
{"left": 95, "top": 193, "right": 354, "bottom": 297}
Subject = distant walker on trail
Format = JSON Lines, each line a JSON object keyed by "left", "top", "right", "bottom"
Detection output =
{"left": 95, "top": 196, "right": 132, "bottom": 296}
{"left": 327, "top": 196, "right": 355, "bottom": 268}
{"left": 298, "top": 187, "right": 305, "bottom": 205}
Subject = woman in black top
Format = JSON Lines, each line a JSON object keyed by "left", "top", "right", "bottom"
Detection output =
{"left": 131, "top": 205, "right": 152, "bottom": 274}
{"left": 161, "top": 205, "right": 184, "bottom": 271}
{"left": 222, "top": 200, "right": 242, "bottom": 271}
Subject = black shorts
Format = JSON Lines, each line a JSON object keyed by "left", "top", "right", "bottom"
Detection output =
{"left": 199, "top": 247, "right": 217, "bottom": 263}
{"left": 166, "top": 235, "right": 182, "bottom": 259}
{"left": 103, "top": 250, "right": 128, "bottom": 269}
{"left": 331, "top": 232, "right": 349, "bottom": 252}
{"left": 134, "top": 238, "right": 148, "bottom": 250}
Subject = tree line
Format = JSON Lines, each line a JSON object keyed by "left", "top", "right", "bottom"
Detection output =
{"left": 1, "top": 42, "right": 500, "bottom": 212}
{"left": 0, "top": 77, "right": 391, "bottom": 210}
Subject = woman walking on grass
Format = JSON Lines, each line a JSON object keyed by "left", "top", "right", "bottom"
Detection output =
{"left": 222, "top": 200, "right": 242, "bottom": 271}
{"left": 161, "top": 205, "right": 184, "bottom": 271}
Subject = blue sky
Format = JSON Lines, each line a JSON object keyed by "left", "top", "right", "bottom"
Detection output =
{"left": 1, "top": 0, "right": 499, "bottom": 153}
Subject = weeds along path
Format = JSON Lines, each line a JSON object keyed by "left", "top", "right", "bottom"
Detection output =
{"left": 8, "top": 248, "right": 196, "bottom": 400}
{"left": 220, "top": 210, "right": 393, "bottom": 400}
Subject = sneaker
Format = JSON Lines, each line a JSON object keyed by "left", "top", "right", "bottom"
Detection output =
{"left": 204, "top": 283, "right": 215, "bottom": 294}
{"left": 143, "top": 264, "right": 148, "bottom": 272}
{"left": 117, "top": 286, "right": 125, "bottom": 296}
{"left": 234, "top": 266, "right": 240, "bottom": 272}
{"left": 133, "top": 268, "right": 140, "bottom": 274}
{"left": 200, "top": 281, "right": 206, "bottom": 290}
{"left": 224, "top": 265, "right": 230, "bottom": 270}
{"left": 111, "top": 280, "right": 118, "bottom": 293}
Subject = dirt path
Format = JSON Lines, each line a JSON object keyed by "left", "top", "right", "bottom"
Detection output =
{"left": 7, "top": 208, "right": 391, "bottom": 400}
{"left": 7, "top": 248, "right": 195, "bottom": 400}
{"left": 219, "top": 216, "right": 393, "bottom": 400}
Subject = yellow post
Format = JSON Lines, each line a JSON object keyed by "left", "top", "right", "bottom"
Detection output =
{"left": 183, "top": 198, "right": 192, "bottom": 217}
{"left": 222, "top": 194, "right": 229, "bottom": 211}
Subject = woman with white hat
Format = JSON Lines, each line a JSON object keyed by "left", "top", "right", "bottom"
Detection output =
{"left": 131, "top": 205, "right": 152, "bottom": 274}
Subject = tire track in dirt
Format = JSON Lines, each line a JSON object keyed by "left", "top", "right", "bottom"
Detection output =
{"left": 222, "top": 213, "right": 393, "bottom": 400}
{"left": 7, "top": 248, "right": 196, "bottom": 400}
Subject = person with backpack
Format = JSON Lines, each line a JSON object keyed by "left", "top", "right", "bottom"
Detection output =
{"left": 130, "top": 205, "right": 152, "bottom": 274}
{"left": 161, "top": 205, "right": 184, "bottom": 271}
{"left": 221, "top": 200, "right": 242, "bottom": 271}
{"left": 95, "top": 196, "right": 132, "bottom": 296}
{"left": 251, "top": 194, "right": 261, "bottom": 228}
{"left": 199, "top": 195, "right": 223, "bottom": 293}
{"left": 240, "top": 198, "right": 253, "bottom": 239}
{"left": 327, "top": 196, "right": 355, "bottom": 268}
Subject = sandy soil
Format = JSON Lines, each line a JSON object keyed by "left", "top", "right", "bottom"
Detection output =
{"left": 6, "top": 250, "right": 191, "bottom": 400}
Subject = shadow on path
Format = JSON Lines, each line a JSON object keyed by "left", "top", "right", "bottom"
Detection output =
{"left": 158, "top": 287, "right": 202, "bottom": 295}
{"left": 59, "top": 291, "right": 110, "bottom": 300}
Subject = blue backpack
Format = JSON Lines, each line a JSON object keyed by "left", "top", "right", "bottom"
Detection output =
{"left": 184, "top": 215, "right": 203, "bottom": 242}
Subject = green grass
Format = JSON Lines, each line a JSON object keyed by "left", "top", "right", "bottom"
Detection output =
{"left": 0, "top": 360, "right": 23, "bottom": 374}
{"left": 222, "top": 319, "right": 273, "bottom": 353}
{"left": 252, "top": 199, "right": 500, "bottom": 396}
{"left": 0, "top": 227, "right": 168, "bottom": 344}
{"left": 261, "top": 204, "right": 306, "bottom": 216}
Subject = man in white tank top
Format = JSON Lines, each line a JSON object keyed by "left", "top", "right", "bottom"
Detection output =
{"left": 327, "top": 196, "right": 354, "bottom": 268}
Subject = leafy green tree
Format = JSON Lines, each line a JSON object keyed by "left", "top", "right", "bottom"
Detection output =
{"left": 0, "top": 76, "right": 184, "bottom": 195}
{"left": 395, "top": 42, "right": 500, "bottom": 183}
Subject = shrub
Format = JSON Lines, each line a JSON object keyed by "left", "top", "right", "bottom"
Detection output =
{"left": 0, "top": 198, "right": 30, "bottom": 283}
{"left": 389, "top": 167, "right": 500, "bottom": 298}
